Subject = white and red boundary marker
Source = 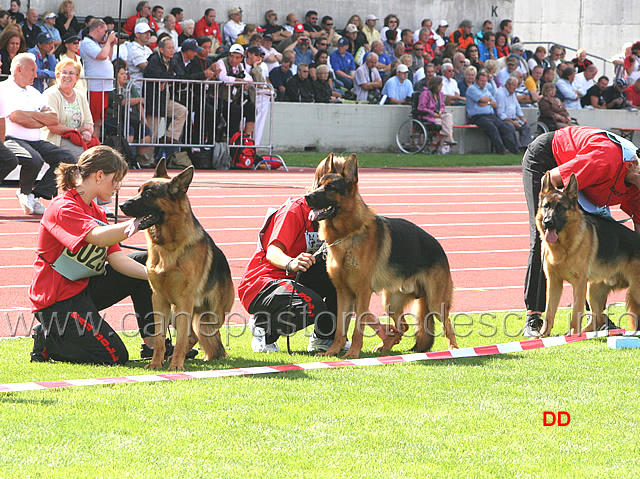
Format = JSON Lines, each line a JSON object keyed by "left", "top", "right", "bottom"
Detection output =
{"left": 0, "top": 329, "right": 624, "bottom": 393}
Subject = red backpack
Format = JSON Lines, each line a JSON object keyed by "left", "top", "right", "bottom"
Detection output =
{"left": 230, "top": 132, "right": 256, "bottom": 169}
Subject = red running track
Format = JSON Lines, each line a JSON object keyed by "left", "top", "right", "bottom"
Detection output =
{"left": 0, "top": 166, "right": 626, "bottom": 338}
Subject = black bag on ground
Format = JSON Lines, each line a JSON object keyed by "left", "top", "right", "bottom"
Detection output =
{"left": 103, "top": 135, "right": 135, "bottom": 166}
{"left": 188, "top": 143, "right": 232, "bottom": 170}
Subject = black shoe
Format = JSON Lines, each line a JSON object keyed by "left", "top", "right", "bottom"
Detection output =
{"left": 597, "top": 314, "right": 619, "bottom": 331}
{"left": 523, "top": 312, "right": 543, "bottom": 337}
{"left": 140, "top": 338, "right": 198, "bottom": 360}
{"left": 30, "top": 324, "right": 50, "bottom": 362}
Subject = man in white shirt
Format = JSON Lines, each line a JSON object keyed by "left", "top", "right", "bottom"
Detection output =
{"left": 495, "top": 75, "right": 531, "bottom": 149}
{"left": 441, "top": 63, "right": 464, "bottom": 105}
{"left": 127, "top": 22, "right": 153, "bottom": 92}
{"left": 573, "top": 64, "right": 598, "bottom": 96}
{"left": 0, "top": 53, "right": 75, "bottom": 214}
{"left": 223, "top": 7, "right": 245, "bottom": 45}
{"left": 354, "top": 52, "right": 382, "bottom": 101}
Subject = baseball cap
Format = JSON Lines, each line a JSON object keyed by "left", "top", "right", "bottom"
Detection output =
{"left": 247, "top": 45, "right": 264, "bottom": 56}
{"left": 63, "top": 32, "right": 80, "bottom": 43}
{"left": 294, "top": 23, "right": 305, "bottom": 33}
{"left": 506, "top": 56, "right": 518, "bottom": 65}
{"left": 256, "top": 26, "right": 266, "bottom": 33}
{"left": 44, "top": 12, "right": 57, "bottom": 19}
{"left": 134, "top": 22, "right": 152, "bottom": 34}
{"left": 229, "top": 7, "right": 242, "bottom": 16}
{"left": 263, "top": 33, "right": 273, "bottom": 40}
{"left": 36, "top": 32, "right": 53, "bottom": 44}
{"left": 397, "top": 64, "right": 409, "bottom": 73}
{"left": 181, "top": 38, "right": 203, "bottom": 53}
{"left": 345, "top": 24, "right": 358, "bottom": 33}
{"left": 439, "top": 20, "right": 449, "bottom": 27}
{"left": 365, "top": 14, "right": 378, "bottom": 22}
{"left": 460, "top": 20, "right": 472, "bottom": 28}
{"left": 229, "top": 44, "right": 244, "bottom": 55}
{"left": 616, "top": 78, "right": 627, "bottom": 87}
{"left": 337, "top": 37, "right": 349, "bottom": 47}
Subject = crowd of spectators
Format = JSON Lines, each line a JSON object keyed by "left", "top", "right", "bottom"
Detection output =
{"left": 1, "top": 2, "right": 640, "bottom": 190}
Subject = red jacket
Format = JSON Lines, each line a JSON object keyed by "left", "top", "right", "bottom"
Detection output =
{"left": 123, "top": 13, "right": 159, "bottom": 35}
{"left": 194, "top": 17, "right": 223, "bottom": 45}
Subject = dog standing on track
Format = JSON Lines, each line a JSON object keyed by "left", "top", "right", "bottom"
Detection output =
{"left": 120, "top": 159, "right": 235, "bottom": 370}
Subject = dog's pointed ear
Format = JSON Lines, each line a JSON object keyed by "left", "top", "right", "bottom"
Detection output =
{"left": 343, "top": 154, "right": 359, "bottom": 185}
{"left": 540, "top": 171, "right": 554, "bottom": 196}
{"left": 565, "top": 173, "right": 579, "bottom": 201}
{"left": 154, "top": 158, "right": 170, "bottom": 179}
{"left": 327, "top": 153, "right": 336, "bottom": 173}
{"left": 168, "top": 166, "right": 194, "bottom": 199}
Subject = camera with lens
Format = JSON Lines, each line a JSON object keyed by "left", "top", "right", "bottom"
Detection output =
{"left": 227, "top": 68, "right": 246, "bottom": 79}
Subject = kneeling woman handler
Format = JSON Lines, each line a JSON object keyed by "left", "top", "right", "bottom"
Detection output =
{"left": 29, "top": 146, "right": 154, "bottom": 364}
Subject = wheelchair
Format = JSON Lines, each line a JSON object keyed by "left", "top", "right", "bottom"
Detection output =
{"left": 396, "top": 118, "right": 442, "bottom": 154}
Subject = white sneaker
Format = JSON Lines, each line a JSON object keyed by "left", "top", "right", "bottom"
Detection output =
{"left": 16, "top": 190, "right": 34, "bottom": 215}
{"left": 32, "top": 197, "right": 45, "bottom": 215}
{"left": 248, "top": 316, "right": 280, "bottom": 353}
{"left": 307, "top": 332, "right": 352, "bottom": 353}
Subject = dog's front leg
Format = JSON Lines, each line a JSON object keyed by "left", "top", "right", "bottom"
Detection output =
{"left": 318, "top": 290, "right": 352, "bottom": 357}
{"left": 343, "top": 292, "right": 373, "bottom": 359}
{"left": 540, "top": 275, "right": 563, "bottom": 337}
{"left": 168, "top": 300, "right": 195, "bottom": 371}
{"left": 569, "top": 278, "right": 588, "bottom": 335}
{"left": 146, "top": 292, "right": 170, "bottom": 369}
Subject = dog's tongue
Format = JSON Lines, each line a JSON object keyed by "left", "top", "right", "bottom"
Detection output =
{"left": 124, "top": 217, "right": 142, "bottom": 238}
{"left": 308, "top": 209, "right": 320, "bottom": 222}
{"left": 545, "top": 229, "right": 558, "bottom": 243}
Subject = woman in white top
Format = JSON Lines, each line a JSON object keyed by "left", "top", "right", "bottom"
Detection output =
{"left": 157, "top": 14, "right": 179, "bottom": 49}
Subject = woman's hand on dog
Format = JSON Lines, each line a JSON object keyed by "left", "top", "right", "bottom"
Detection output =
{"left": 289, "top": 252, "right": 315, "bottom": 272}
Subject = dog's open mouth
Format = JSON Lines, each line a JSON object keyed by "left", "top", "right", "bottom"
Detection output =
{"left": 544, "top": 228, "right": 558, "bottom": 243}
{"left": 137, "top": 214, "right": 160, "bottom": 230}
{"left": 308, "top": 205, "right": 335, "bottom": 222}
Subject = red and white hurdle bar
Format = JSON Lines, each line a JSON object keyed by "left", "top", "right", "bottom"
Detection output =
{"left": 0, "top": 329, "right": 625, "bottom": 393}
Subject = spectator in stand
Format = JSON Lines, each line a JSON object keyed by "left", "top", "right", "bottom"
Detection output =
{"left": 499, "top": 19, "right": 514, "bottom": 45}
{"left": 581, "top": 75, "right": 608, "bottom": 109}
{"left": 80, "top": 19, "right": 117, "bottom": 129}
{"left": 382, "top": 29, "right": 397, "bottom": 58}
{"left": 261, "top": 33, "right": 282, "bottom": 72}
{"left": 285, "top": 32, "right": 315, "bottom": 66}
{"left": 474, "top": 20, "right": 493, "bottom": 43}
{"left": 556, "top": 67, "right": 582, "bottom": 109}
{"left": 343, "top": 24, "right": 365, "bottom": 61}
{"left": 363, "top": 14, "right": 380, "bottom": 46}
{"left": 244, "top": 45, "right": 270, "bottom": 145}
{"left": 398, "top": 54, "right": 414, "bottom": 84}
{"left": 354, "top": 52, "right": 381, "bottom": 102}
{"left": 171, "top": 7, "right": 184, "bottom": 34}
{"left": 57, "top": 32, "right": 86, "bottom": 94}
{"left": 416, "top": 75, "right": 457, "bottom": 153}
{"left": 477, "top": 32, "right": 497, "bottom": 63}
{"left": 342, "top": 15, "right": 368, "bottom": 48}
{"left": 0, "top": 10, "right": 9, "bottom": 34}
{"left": 381, "top": 63, "right": 412, "bottom": 104}
{"left": 496, "top": 75, "right": 531, "bottom": 150}
{"left": 41, "top": 58, "right": 94, "bottom": 159}
{"left": 364, "top": 40, "right": 392, "bottom": 76}
{"left": 449, "top": 20, "right": 474, "bottom": 53}
{"left": 157, "top": 14, "right": 179, "bottom": 49}
{"left": 224, "top": 7, "right": 245, "bottom": 45}
{"left": 466, "top": 69, "right": 519, "bottom": 155}
{"left": 539, "top": 66, "right": 555, "bottom": 90}
{"left": 441, "top": 62, "right": 464, "bottom": 105}
{"left": 399, "top": 29, "right": 413, "bottom": 55}
{"left": 524, "top": 65, "right": 543, "bottom": 103}
{"left": 21, "top": 8, "right": 40, "bottom": 49}
{"left": 409, "top": 41, "right": 425, "bottom": 74}
{"left": 285, "top": 62, "right": 313, "bottom": 102}
{"left": 434, "top": 20, "right": 449, "bottom": 47}
{"left": 484, "top": 59, "right": 499, "bottom": 92}
{"left": 625, "top": 77, "right": 640, "bottom": 107}
{"left": 496, "top": 55, "right": 519, "bottom": 87}
{"left": 495, "top": 32, "right": 510, "bottom": 58}
{"left": 538, "top": 82, "right": 572, "bottom": 130}
{"left": 509, "top": 43, "right": 530, "bottom": 76}
{"left": 28, "top": 31, "right": 57, "bottom": 93}
{"left": 0, "top": 26, "right": 26, "bottom": 80}
{"left": 143, "top": 37, "right": 188, "bottom": 143}
{"left": 412, "top": 19, "right": 431, "bottom": 45}
{"left": 9, "top": 0, "right": 24, "bottom": 25}
{"left": 123, "top": 2, "right": 159, "bottom": 37}
{"left": 413, "top": 61, "right": 435, "bottom": 89}
{"left": 178, "top": 19, "right": 195, "bottom": 47}
{"left": 380, "top": 14, "right": 399, "bottom": 41}
{"left": 393, "top": 42, "right": 405, "bottom": 63}
{"left": 312, "top": 64, "right": 335, "bottom": 102}
{"left": 330, "top": 37, "right": 356, "bottom": 91}
{"left": 571, "top": 48, "right": 593, "bottom": 73}
{"left": 235, "top": 24, "right": 258, "bottom": 46}
{"left": 0, "top": 52, "right": 76, "bottom": 214}
{"left": 545, "top": 44, "right": 563, "bottom": 69}
{"left": 610, "top": 42, "right": 632, "bottom": 81}
{"left": 320, "top": 16, "right": 341, "bottom": 50}
{"left": 270, "top": 52, "right": 293, "bottom": 101}
{"left": 276, "top": 23, "right": 306, "bottom": 54}
{"left": 458, "top": 64, "right": 477, "bottom": 98}
{"left": 41, "top": 12, "right": 61, "bottom": 50}
{"left": 103, "top": 16, "right": 115, "bottom": 31}
{"left": 415, "top": 29, "right": 435, "bottom": 61}
{"left": 528, "top": 46, "right": 547, "bottom": 70}
{"left": 465, "top": 43, "right": 482, "bottom": 69}
{"left": 452, "top": 52, "right": 466, "bottom": 82}
{"left": 573, "top": 64, "right": 597, "bottom": 97}
{"left": 217, "top": 43, "right": 255, "bottom": 136}
{"left": 151, "top": 5, "right": 164, "bottom": 28}
{"left": 301, "top": 10, "right": 324, "bottom": 41}
{"left": 603, "top": 78, "right": 634, "bottom": 109}
{"left": 171, "top": 38, "right": 215, "bottom": 110}
{"left": 283, "top": 13, "right": 298, "bottom": 35}
{"left": 624, "top": 41, "right": 640, "bottom": 78}
{"left": 262, "top": 10, "right": 290, "bottom": 45}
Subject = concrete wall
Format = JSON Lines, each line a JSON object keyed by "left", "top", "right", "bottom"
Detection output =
{"left": 265, "top": 103, "right": 640, "bottom": 153}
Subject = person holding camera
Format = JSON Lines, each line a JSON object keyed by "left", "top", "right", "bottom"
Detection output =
{"left": 624, "top": 42, "right": 640, "bottom": 77}
{"left": 495, "top": 75, "right": 530, "bottom": 150}
{"left": 284, "top": 33, "right": 315, "bottom": 66}
{"left": 217, "top": 44, "right": 255, "bottom": 137}
{"left": 80, "top": 19, "right": 117, "bottom": 130}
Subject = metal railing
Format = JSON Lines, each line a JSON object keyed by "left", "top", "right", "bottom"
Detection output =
{"left": 521, "top": 42, "right": 615, "bottom": 79}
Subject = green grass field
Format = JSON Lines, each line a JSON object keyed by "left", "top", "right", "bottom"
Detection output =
{"left": 1, "top": 308, "right": 638, "bottom": 478}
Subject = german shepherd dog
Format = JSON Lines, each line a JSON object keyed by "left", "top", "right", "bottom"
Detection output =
{"left": 305, "top": 154, "right": 459, "bottom": 358}
{"left": 536, "top": 171, "right": 640, "bottom": 336}
{"left": 120, "top": 159, "right": 235, "bottom": 370}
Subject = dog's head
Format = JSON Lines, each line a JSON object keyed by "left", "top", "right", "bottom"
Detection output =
{"left": 120, "top": 158, "right": 194, "bottom": 231}
{"left": 536, "top": 171, "right": 579, "bottom": 244}
{"left": 305, "top": 153, "right": 358, "bottom": 222}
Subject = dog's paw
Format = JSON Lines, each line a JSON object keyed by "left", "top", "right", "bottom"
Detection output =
{"left": 145, "top": 361, "right": 164, "bottom": 370}
{"left": 372, "top": 341, "right": 387, "bottom": 353}
{"left": 342, "top": 348, "right": 361, "bottom": 359}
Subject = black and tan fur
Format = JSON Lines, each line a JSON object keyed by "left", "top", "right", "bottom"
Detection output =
{"left": 120, "top": 159, "right": 234, "bottom": 370}
{"left": 536, "top": 171, "right": 640, "bottom": 336}
{"left": 305, "top": 154, "right": 459, "bottom": 358}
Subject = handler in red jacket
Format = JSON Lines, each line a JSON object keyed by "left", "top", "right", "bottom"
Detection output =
{"left": 522, "top": 125, "right": 640, "bottom": 336}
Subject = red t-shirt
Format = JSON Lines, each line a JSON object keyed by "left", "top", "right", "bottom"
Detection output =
{"left": 123, "top": 13, "right": 159, "bottom": 35}
{"left": 238, "top": 197, "right": 315, "bottom": 310}
{"left": 625, "top": 85, "right": 640, "bottom": 107}
{"left": 194, "top": 18, "right": 223, "bottom": 45}
{"left": 553, "top": 126, "right": 640, "bottom": 218}
{"left": 29, "top": 189, "right": 121, "bottom": 312}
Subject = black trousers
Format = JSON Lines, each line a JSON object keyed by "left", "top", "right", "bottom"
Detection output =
{"left": 34, "top": 252, "right": 153, "bottom": 365}
{"left": 470, "top": 113, "right": 519, "bottom": 154}
{"left": 248, "top": 256, "right": 337, "bottom": 345}
{"left": 0, "top": 141, "right": 20, "bottom": 182}
{"left": 522, "top": 131, "right": 557, "bottom": 313}
{"left": 5, "top": 137, "right": 76, "bottom": 199}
